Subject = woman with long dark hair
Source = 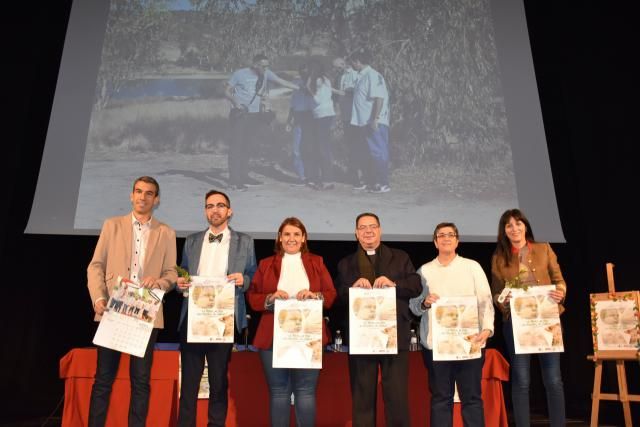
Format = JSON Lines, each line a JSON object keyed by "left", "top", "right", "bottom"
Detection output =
{"left": 491, "top": 208, "right": 567, "bottom": 427}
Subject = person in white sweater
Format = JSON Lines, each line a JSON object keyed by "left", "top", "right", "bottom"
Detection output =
{"left": 409, "top": 222, "right": 494, "bottom": 427}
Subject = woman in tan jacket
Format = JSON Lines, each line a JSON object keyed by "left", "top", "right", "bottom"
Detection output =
{"left": 491, "top": 209, "right": 567, "bottom": 427}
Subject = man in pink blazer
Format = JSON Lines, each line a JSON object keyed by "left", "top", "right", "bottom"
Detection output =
{"left": 86, "top": 176, "right": 177, "bottom": 427}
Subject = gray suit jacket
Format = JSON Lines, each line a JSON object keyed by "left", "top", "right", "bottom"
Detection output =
{"left": 177, "top": 227, "right": 257, "bottom": 333}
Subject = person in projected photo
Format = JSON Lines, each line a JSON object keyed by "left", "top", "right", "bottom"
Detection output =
{"left": 332, "top": 56, "right": 365, "bottom": 190}
{"left": 87, "top": 176, "right": 177, "bottom": 427}
{"left": 248, "top": 217, "right": 336, "bottom": 427}
{"left": 285, "top": 62, "right": 312, "bottom": 187}
{"left": 304, "top": 59, "right": 336, "bottom": 191}
{"left": 490, "top": 208, "right": 567, "bottom": 427}
{"left": 349, "top": 50, "right": 391, "bottom": 194}
{"left": 336, "top": 212, "right": 421, "bottom": 427}
{"left": 409, "top": 222, "right": 494, "bottom": 427}
{"left": 175, "top": 189, "right": 256, "bottom": 427}
{"left": 224, "top": 53, "right": 299, "bottom": 192}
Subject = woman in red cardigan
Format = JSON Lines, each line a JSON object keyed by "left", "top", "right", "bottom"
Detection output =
{"left": 247, "top": 217, "right": 336, "bottom": 427}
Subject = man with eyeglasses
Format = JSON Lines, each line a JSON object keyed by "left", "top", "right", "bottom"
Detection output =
{"left": 409, "top": 222, "right": 494, "bottom": 427}
{"left": 224, "top": 53, "right": 300, "bottom": 191}
{"left": 87, "top": 176, "right": 177, "bottom": 427}
{"left": 336, "top": 212, "right": 422, "bottom": 426}
{"left": 175, "top": 190, "right": 257, "bottom": 426}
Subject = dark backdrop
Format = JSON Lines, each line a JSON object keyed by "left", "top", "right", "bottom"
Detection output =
{"left": 1, "top": 1, "right": 638, "bottom": 424}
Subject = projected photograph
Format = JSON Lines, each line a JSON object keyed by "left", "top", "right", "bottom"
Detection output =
{"left": 71, "top": 0, "right": 518, "bottom": 238}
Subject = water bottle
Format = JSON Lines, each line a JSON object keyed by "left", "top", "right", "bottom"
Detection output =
{"left": 409, "top": 329, "right": 419, "bottom": 351}
{"left": 334, "top": 330, "right": 343, "bottom": 352}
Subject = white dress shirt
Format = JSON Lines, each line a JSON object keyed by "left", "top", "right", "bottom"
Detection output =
{"left": 130, "top": 214, "right": 152, "bottom": 282}
{"left": 197, "top": 227, "right": 230, "bottom": 278}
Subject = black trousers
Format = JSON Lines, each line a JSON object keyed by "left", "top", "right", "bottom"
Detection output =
{"left": 177, "top": 323, "right": 233, "bottom": 427}
{"left": 88, "top": 328, "right": 159, "bottom": 427}
{"left": 228, "top": 112, "right": 270, "bottom": 185}
{"left": 348, "top": 352, "right": 410, "bottom": 427}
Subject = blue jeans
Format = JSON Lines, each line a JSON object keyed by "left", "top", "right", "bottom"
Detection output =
{"left": 503, "top": 320, "right": 565, "bottom": 427}
{"left": 423, "top": 349, "right": 485, "bottom": 427}
{"left": 363, "top": 124, "right": 389, "bottom": 186}
{"left": 259, "top": 350, "right": 320, "bottom": 427}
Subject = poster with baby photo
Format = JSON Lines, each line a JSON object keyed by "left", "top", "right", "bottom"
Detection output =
{"left": 348, "top": 287, "right": 398, "bottom": 355}
{"left": 590, "top": 291, "right": 640, "bottom": 357}
{"left": 187, "top": 276, "right": 235, "bottom": 343}
{"left": 93, "top": 276, "right": 164, "bottom": 357}
{"left": 272, "top": 299, "right": 323, "bottom": 369}
{"left": 431, "top": 295, "right": 482, "bottom": 361}
{"left": 510, "top": 285, "right": 564, "bottom": 354}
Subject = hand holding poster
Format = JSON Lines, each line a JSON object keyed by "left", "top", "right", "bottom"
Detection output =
{"left": 273, "top": 299, "right": 323, "bottom": 369}
{"left": 187, "top": 276, "right": 235, "bottom": 343}
{"left": 93, "top": 276, "right": 164, "bottom": 357}
{"left": 431, "top": 296, "right": 482, "bottom": 361}
{"left": 349, "top": 287, "right": 397, "bottom": 355}
{"left": 510, "top": 285, "right": 564, "bottom": 354}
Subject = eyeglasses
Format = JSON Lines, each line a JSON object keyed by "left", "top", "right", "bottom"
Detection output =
{"left": 357, "top": 224, "right": 380, "bottom": 231}
{"left": 436, "top": 232, "right": 457, "bottom": 239}
{"left": 205, "top": 203, "right": 229, "bottom": 210}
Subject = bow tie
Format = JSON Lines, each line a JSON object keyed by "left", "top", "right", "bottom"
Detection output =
{"left": 209, "top": 233, "right": 223, "bottom": 243}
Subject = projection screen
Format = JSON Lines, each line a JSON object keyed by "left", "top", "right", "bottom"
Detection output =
{"left": 26, "top": 0, "right": 564, "bottom": 242}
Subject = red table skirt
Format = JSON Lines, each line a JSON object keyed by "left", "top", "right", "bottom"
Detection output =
{"left": 60, "top": 348, "right": 508, "bottom": 426}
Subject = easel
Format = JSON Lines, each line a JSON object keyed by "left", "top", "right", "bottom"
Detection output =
{"left": 588, "top": 263, "right": 640, "bottom": 427}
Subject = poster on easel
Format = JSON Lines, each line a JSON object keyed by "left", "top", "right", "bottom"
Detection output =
{"left": 590, "top": 291, "right": 640, "bottom": 358}
{"left": 93, "top": 276, "right": 164, "bottom": 357}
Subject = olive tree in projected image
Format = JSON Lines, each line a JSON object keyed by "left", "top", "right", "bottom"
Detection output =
{"left": 94, "top": 1, "right": 168, "bottom": 110}
{"left": 87, "top": 0, "right": 514, "bottom": 199}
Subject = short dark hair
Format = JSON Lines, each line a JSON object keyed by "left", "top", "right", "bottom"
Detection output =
{"left": 356, "top": 212, "right": 380, "bottom": 227}
{"left": 432, "top": 222, "right": 459, "bottom": 242}
{"left": 350, "top": 49, "right": 372, "bottom": 65}
{"left": 275, "top": 217, "right": 309, "bottom": 255}
{"left": 253, "top": 53, "right": 268, "bottom": 63}
{"left": 205, "top": 190, "right": 231, "bottom": 207}
{"left": 133, "top": 176, "right": 160, "bottom": 196}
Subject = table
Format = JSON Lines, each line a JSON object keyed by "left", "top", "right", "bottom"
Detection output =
{"left": 60, "top": 348, "right": 509, "bottom": 426}
{"left": 59, "top": 347, "right": 179, "bottom": 426}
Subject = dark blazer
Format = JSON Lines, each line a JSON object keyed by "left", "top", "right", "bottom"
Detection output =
{"left": 177, "top": 227, "right": 257, "bottom": 332}
{"left": 247, "top": 252, "right": 337, "bottom": 349}
{"left": 336, "top": 243, "right": 422, "bottom": 351}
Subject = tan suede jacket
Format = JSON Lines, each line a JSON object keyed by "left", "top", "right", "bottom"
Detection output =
{"left": 491, "top": 242, "right": 566, "bottom": 320}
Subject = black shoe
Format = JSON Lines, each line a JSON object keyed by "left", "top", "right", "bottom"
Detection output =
{"left": 306, "top": 181, "right": 321, "bottom": 190}
{"left": 228, "top": 184, "right": 248, "bottom": 192}
{"left": 243, "top": 177, "right": 263, "bottom": 186}
{"left": 290, "top": 178, "right": 306, "bottom": 187}
{"left": 321, "top": 183, "right": 335, "bottom": 190}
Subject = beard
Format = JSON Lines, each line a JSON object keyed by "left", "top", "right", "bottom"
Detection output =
{"left": 208, "top": 214, "right": 228, "bottom": 228}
